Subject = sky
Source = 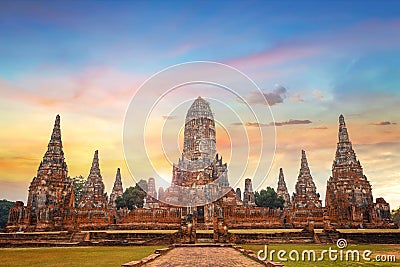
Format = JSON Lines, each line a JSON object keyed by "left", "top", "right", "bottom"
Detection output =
{"left": 0, "top": 1, "right": 399, "bottom": 209}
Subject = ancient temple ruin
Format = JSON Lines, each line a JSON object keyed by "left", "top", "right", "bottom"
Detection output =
{"left": 7, "top": 115, "right": 74, "bottom": 231}
{"left": 7, "top": 103, "right": 393, "bottom": 232}
{"left": 243, "top": 178, "right": 256, "bottom": 207}
{"left": 109, "top": 168, "right": 123, "bottom": 209}
{"left": 288, "top": 150, "right": 323, "bottom": 227}
{"left": 292, "top": 150, "right": 322, "bottom": 209}
{"left": 144, "top": 177, "right": 158, "bottom": 208}
{"left": 161, "top": 96, "right": 239, "bottom": 225}
{"left": 78, "top": 150, "right": 108, "bottom": 209}
{"left": 276, "top": 168, "right": 291, "bottom": 208}
{"left": 325, "top": 115, "right": 390, "bottom": 228}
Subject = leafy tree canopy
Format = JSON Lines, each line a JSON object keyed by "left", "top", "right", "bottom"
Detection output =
{"left": 254, "top": 187, "right": 284, "bottom": 209}
{"left": 116, "top": 183, "right": 146, "bottom": 211}
{"left": 72, "top": 175, "right": 86, "bottom": 207}
{"left": 0, "top": 199, "right": 15, "bottom": 230}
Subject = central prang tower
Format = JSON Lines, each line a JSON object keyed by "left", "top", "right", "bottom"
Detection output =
{"left": 183, "top": 96, "right": 216, "bottom": 162}
{"left": 171, "top": 97, "right": 228, "bottom": 189}
{"left": 164, "top": 97, "right": 232, "bottom": 209}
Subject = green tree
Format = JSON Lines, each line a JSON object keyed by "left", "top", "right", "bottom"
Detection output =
{"left": 0, "top": 199, "right": 15, "bottom": 229}
{"left": 116, "top": 183, "right": 146, "bottom": 210}
{"left": 254, "top": 187, "right": 284, "bottom": 209}
{"left": 392, "top": 207, "right": 400, "bottom": 226}
{"left": 72, "top": 175, "right": 86, "bottom": 207}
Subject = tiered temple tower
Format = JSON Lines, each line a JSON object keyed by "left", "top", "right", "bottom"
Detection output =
{"left": 183, "top": 97, "right": 216, "bottom": 162}
{"left": 164, "top": 97, "right": 231, "bottom": 208}
{"left": 292, "top": 150, "right": 322, "bottom": 209}
{"left": 109, "top": 168, "right": 123, "bottom": 209}
{"left": 158, "top": 187, "right": 165, "bottom": 202}
{"left": 325, "top": 115, "right": 377, "bottom": 227}
{"left": 7, "top": 111, "right": 394, "bottom": 231}
{"left": 25, "top": 115, "right": 74, "bottom": 230}
{"left": 144, "top": 177, "right": 159, "bottom": 208}
{"left": 147, "top": 178, "right": 157, "bottom": 199}
{"left": 79, "top": 150, "right": 108, "bottom": 209}
{"left": 170, "top": 97, "right": 228, "bottom": 188}
{"left": 289, "top": 150, "right": 323, "bottom": 227}
{"left": 276, "top": 168, "right": 291, "bottom": 208}
{"left": 235, "top": 188, "right": 242, "bottom": 201}
{"left": 243, "top": 178, "right": 256, "bottom": 207}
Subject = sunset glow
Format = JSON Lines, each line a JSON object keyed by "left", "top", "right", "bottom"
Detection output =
{"left": 0, "top": 1, "right": 399, "bottom": 209}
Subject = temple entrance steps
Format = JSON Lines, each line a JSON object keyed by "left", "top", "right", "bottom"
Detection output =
{"left": 69, "top": 232, "right": 86, "bottom": 243}
{"left": 195, "top": 222, "right": 212, "bottom": 230}
{"left": 195, "top": 230, "right": 213, "bottom": 243}
{"left": 315, "top": 231, "right": 340, "bottom": 244}
{"left": 230, "top": 230, "right": 315, "bottom": 244}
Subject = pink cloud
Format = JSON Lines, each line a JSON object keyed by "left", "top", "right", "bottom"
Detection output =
{"left": 232, "top": 119, "right": 312, "bottom": 127}
{"left": 291, "top": 92, "right": 304, "bottom": 103}
{"left": 0, "top": 67, "right": 146, "bottom": 120}
{"left": 226, "top": 42, "right": 323, "bottom": 69}
{"left": 224, "top": 19, "right": 400, "bottom": 71}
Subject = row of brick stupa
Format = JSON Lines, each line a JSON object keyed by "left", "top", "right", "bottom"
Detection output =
{"left": 275, "top": 150, "right": 321, "bottom": 210}
{"left": 78, "top": 149, "right": 125, "bottom": 210}
{"left": 275, "top": 115, "right": 391, "bottom": 228}
{"left": 7, "top": 115, "right": 125, "bottom": 231}
{"left": 6, "top": 110, "right": 393, "bottom": 231}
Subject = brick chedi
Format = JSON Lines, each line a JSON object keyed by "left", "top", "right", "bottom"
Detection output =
{"left": 292, "top": 150, "right": 322, "bottom": 209}
{"left": 243, "top": 178, "right": 256, "bottom": 207}
{"left": 7, "top": 115, "right": 74, "bottom": 231}
{"left": 8, "top": 110, "right": 394, "bottom": 232}
{"left": 158, "top": 187, "right": 165, "bottom": 202}
{"left": 235, "top": 188, "right": 242, "bottom": 201}
{"left": 325, "top": 115, "right": 389, "bottom": 228}
{"left": 144, "top": 177, "right": 159, "bottom": 208}
{"left": 375, "top": 197, "right": 391, "bottom": 222}
{"left": 276, "top": 168, "right": 291, "bottom": 208}
{"left": 26, "top": 115, "right": 74, "bottom": 230}
{"left": 109, "top": 168, "right": 123, "bottom": 209}
{"left": 79, "top": 150, "right": 108, "bottom": 209}
{"left": 289, "top": 150, "right": 323, "bottom": 228}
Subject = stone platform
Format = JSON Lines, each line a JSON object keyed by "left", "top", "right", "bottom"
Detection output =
{"left": 1, "top": 229, "right": 399, "bottom": 248}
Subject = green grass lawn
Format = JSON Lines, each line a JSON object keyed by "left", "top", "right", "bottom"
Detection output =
{"left": 0, "top": 244, "right": 398, "bottom": 266}
{"left": 0, "top": 246, "right": 165, "bottom": 267}
{"left": 242, "top": 244, "right": 400, "bottom": 266}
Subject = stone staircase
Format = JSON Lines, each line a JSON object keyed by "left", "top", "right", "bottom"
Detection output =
{"left": 315, "top": 231, "right": 340, "bottom": 244}
{"left": 196, "top": 231, "right": 213, "bottom": 243}
{"left": 232, "top": 231, "right": 315, "bottom": 244}
{"left": 69, "top": 232, "right": 86, "bottom": 243}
